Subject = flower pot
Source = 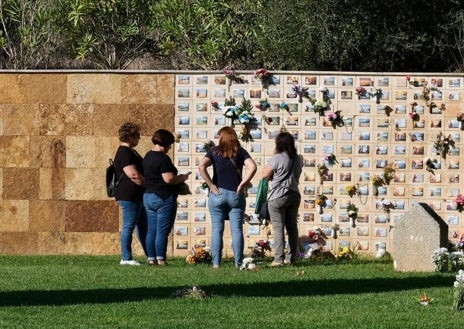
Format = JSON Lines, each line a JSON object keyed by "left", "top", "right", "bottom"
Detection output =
{"left": 318, "top": 205, "right": 323, "bottom": 214}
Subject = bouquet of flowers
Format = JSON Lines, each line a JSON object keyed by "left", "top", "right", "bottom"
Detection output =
{"left": 250, "top": 239, "right": 272, "bottom": 258}
{"left": 331, "top": 223, "right": 340, "bottom": 238}
{"left": 312, "top": 99, "right": 328, "bottom": 116}
{"left": 416, "top": 294, "right": 433, "bottom": 306}
{"left": 455, "top": 194, "right": 464, "bottom": 212}
{"left": 456, "top": 234, "right": 464, "bottom": 251}
{"left": 240, "top": 257, "right": 257, "bottom": 271}
{"left": 327, "top": 110, "right": 344, "bottom": 129}
{"left": 431, "top": 247, "right": 449, "bottom": 272}
{"left": 324, "top": 153, "right": 338, "bottom": 165}
{"left": 450, "top": 251, "right": 464, "bottom": 272}
{"left": 291, "top": 84, "right": 312, "bottom": 103}
{"left": 380, "top": 198, "right": 394, "bottom": 214}
{"left": 347, "top": 202, "right": 359, "bottom": 219}
{"left": 453, "top": 270, "right": 464, "bottom": 310}
{"left": 383, "top": 163, "right": 395, "bottom": 185}
{"left": 256, "top": 98, "right": 271, "bottom": 111}
{"left": 336, "top": 245, "right": 353, "bottom": 260}
{"left": 279, "top": 101, "right": 290, "bottom": 113}
{"left": 345, "top": 184, "right": 359, "bottom": 197}
{"left": 254, "top": 68, "right": 275, "bottom": 91}
{"left": 355, "top": 86, "right": 367, "bottom": 99}
{"left": 371, "top": 175, "right": 385, "bottom": 196}
{"left": 315, "top": 194, "right": 327, "bottom": 214}
{"left": 172, "top": 285, "right": 209, "bottom": 299}
{"left": 185, "top": 247, "right": 212, "bottom": 265}
{"left": 433, "top": 132, "right": 455, "bottom": 160}
{"left": 457, "top": 113, "right": 464, "bottom": 122}
{"left": 223, "top": 98, "right": 256, "bottom": 142}
{"left": 409, "top": 111, "right": 419, "bottom": 121}
{"left": 223, "top": 66, "right": 245, "bottom": 90}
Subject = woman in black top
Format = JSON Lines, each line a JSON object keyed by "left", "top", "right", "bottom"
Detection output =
{"left": 114, "top": 122, "right": 148, "bottom": 265}
{"left": 143, "top": 129, "right": 190, "bottom": 265}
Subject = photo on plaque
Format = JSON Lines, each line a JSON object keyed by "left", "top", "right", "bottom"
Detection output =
{"left": 340, "top": 90, "right": 353, "bottom": 99}
{"left": 394, "top": 173, "right": 406, "bottom": 183}
{"left": 177, "top": 75, "right": 190, "bottom": 85}
{"left": 177, "top": 103, "right": 190, "bottom": 112}
{"left": 358, "top": 145, "right": 370, "bottom": 154}
{"left": 394, "top": 90, "right": 407, "bottom": 100}
{"left": 359, "top": 104, "right": 371, "bottom": 113}
{"left": 375, "top": 145, "right": 388, "bottom": 155}
{"left": 376, "top": 132, "right": 389, "bottom": 141}
{"left": 448, "top": 160, "right": 460, "bottom": 169}
{"left": 395, "top": 104, "right": 407, "bottom": 114}
{"left": 395, "top": 118, "right": 406, "bottom": 128}
{"left": 377, "top": 77, "right": 389, "bottom": 87}
{"left": 449, "top": 78, "right": 461, "bottom": 88}
{"left": 447, "top": 215, "right": 459, "bottom": 226}
{"left": 340, "top": 145, "right": 353, "bottom": 154}
{"left": 340, "top": 158, "right": 352, "bottom": 168}
{"left": 414, "top": 120, "right": 425, "bottom": 128}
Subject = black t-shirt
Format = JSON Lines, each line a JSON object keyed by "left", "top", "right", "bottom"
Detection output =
{"left": 114, "top": 146, "right": 145, "bottom": 201}
{"left": 205, "top": 147, "right": 251, "bottom": 191}
{"left": 143, "top": 150, "right": 178, "bottom": 199}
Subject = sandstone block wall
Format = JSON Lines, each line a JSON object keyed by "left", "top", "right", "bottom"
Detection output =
{"left": 0, "top": 72, "right": 174, "bottom": 255}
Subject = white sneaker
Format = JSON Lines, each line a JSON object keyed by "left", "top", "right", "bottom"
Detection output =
{"left": 120, "top": 259, "right": 141, "bottom": 266}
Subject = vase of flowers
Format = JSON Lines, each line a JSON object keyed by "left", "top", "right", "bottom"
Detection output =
{"left": 369, "top": 88, "right": 382, "bottom": 104}
{"left": 185, "top": 247, "right": 212, "bottom": 265}
{"left": 355, "top": 86, "right": 367, "bottom": 99}
{"left": 425, "top": 158, "right": 437, "bottom": 174}
{"left": 409, "top": 110, "right": 419, "bottom": 122}
{"left": 347, "top": 202, "right": 359, "bottom": 227}
{"left": 331, "top": 223, "right": 340, "bottom": 239}
{"left": 223, "top": 66, "right": 245, "bottom": 91}
{"left": 417, "top": 294, "right": 433, "bottom": 306}
{"left": 291, "top": 84, "right": 312, "bottom": 103}
{"left": 371, "top": 175, "right": 385, "bottom": 196}
{"left": 256, "top": 98, "right": 271, "bottom": 111}
{"left": 383, "top": 163, "right": 395, "bottom": 185}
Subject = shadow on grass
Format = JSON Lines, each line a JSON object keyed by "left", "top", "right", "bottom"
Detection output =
{"left": 0, "top": 275, "right": 454, "bottom": 307}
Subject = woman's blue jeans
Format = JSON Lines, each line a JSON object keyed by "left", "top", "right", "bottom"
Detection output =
{"left": 117, "top": 200, "right": 148, "bottom": 261}
{"left": 208, "top": 188, "right": 245, "bottom": 267}
{"left": 143, "top": 193, "right": 177, "bottom": 261}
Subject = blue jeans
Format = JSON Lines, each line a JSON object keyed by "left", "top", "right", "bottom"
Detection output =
{"left": 208, "top": 188, "right": 245, "bottom": 267}
{"left": 143, "top": 193, "right": 177, "bottom": 261}
{"left": 117, "top": 200, "right": 148, "bottom": 261}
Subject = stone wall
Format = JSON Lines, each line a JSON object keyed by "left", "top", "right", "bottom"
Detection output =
{"left": 0, "top": 72, "right": 174, "bottom": 255}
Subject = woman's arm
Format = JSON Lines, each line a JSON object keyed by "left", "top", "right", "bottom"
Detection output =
{"left": 261, "top": 164, "right": 274, "bottom": 180}
{"left": 198, "top": 156, "right": 220, "bottom": 194}
{"left": 237, "top": 158, "right": 257, "bottom": 195}
{"left": 123, "top": 165, "right": 145, "bottom": 186}
{"left": 161, "top": 171, "right": 189, "bottom": 185}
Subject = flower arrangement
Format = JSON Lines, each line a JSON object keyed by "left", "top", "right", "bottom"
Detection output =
{"left": 417, "top": 294, "right": 433, "bottom": 306}
{"left": 431, "top": 247, "right": 449, "bottom": 272}
{"left": 256, "top": 98, "right": 271, "bottom": 111}
{"left": 223, "top": 98, "right": 256, "bottom": 142}
{"left": 450, "top": 251, "right": 464, "bottom": 272}
{"left": 250, "top": 239, "right": 272, "bottom": 258}
{"left": 383, "top": 163, "right": 395, "bottom": 185}
{"left": 453, "top": 270, "right": 464, "bottom": 310}
{"left": 336, "top": 245, "right": 353, "bottom": 260}
{"left": 456, "top": 234, "right": 464, "bottom": 251}
{"left": 324, "top": 153, "right": 338, "bottom": 165}
{"left": 345, "top": 184, "right": 359, "bottom": 197}
{"left": 371, "top": 175, "right": 385, "bottom": 196}
{"left": 222, "top": 66, "right": 245, "bottom": 92}
{"left": 305, "top": 228, "right": 327, "bottom": 258}
{"left": 240, "top": 257, "right": 257, "bottom": 271}
{"left": 254, "top": 68, "right": 275, "bottom": 91}
{"left": 409, "top": 110, "right": 419, "bottom": 121}
{"left": 454, "top": 194, "right": 464, "bottom": 212}
{"left": 384, "top": 105, "right": 394, "bottom": 116}
{"left": 433, "top": 132, "right": 455, "bottom": 160}
{"left": 327, "top": 110, "right": 344, "bottom": 129}
{"left": 317, "top": 164, "right": 329, "bottom": 185}
{"left": 425, "top": 158, "right": 437, "bottom": 175}
{"left": 185, "top": 247, "right": 212, "bottom": 265}
{"left": 291, "top": 84, "right": 312, "bottom": 103}
{"left": 315, "top": 194, "right": 327, "bottom": 214}
{"left": 203, "top": 140, "right": 215, "bottom": 152}
{"left": 355, "top": 86, "right": 367, "bottom": 99}
{"left": 380, "top": 198, "right": 394, "bottom": 214}
{"left": 312, "top": 99, "right": 328, "bottom": 116}
{"left": 347, "top": 202, "right": 359, "bottom": 219}
{"left": 457, "top": 112, "right": 464, "bottom": 122}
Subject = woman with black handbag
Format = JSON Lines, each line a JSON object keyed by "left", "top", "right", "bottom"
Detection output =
{"left": 261, "top": 131, "right": 302, "bottom": 266}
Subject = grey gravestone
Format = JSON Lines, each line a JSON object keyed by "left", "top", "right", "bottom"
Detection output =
{"left": 392, "top": 203, "right": 448, "bottom": 272}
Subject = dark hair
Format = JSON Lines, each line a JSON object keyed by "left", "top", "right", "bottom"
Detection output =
{"left": 118, "top": 122, "right": 141, "bottom": 142}
{"left": 215, "top": 126, "right": 240, "bottom": 158}
{"left": 275, "top": 131, "right": 297, "bottom": 158}
{"left": 151, "top": 129, "right": 175, "bottom": 147}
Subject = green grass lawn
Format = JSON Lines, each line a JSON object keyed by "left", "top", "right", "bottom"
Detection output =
{"left": 0, "top": 256, "right": 462, "bottom": 329}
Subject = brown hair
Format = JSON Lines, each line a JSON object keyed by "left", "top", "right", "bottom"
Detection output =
{"left": 118, "top": 122, "right": 141, "bottom": 142}
{"left": 215, "top": 126, "right": 240, "bottom": 158}
{"left": 151, "top": 129, "right": 175, "bottom": 148}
